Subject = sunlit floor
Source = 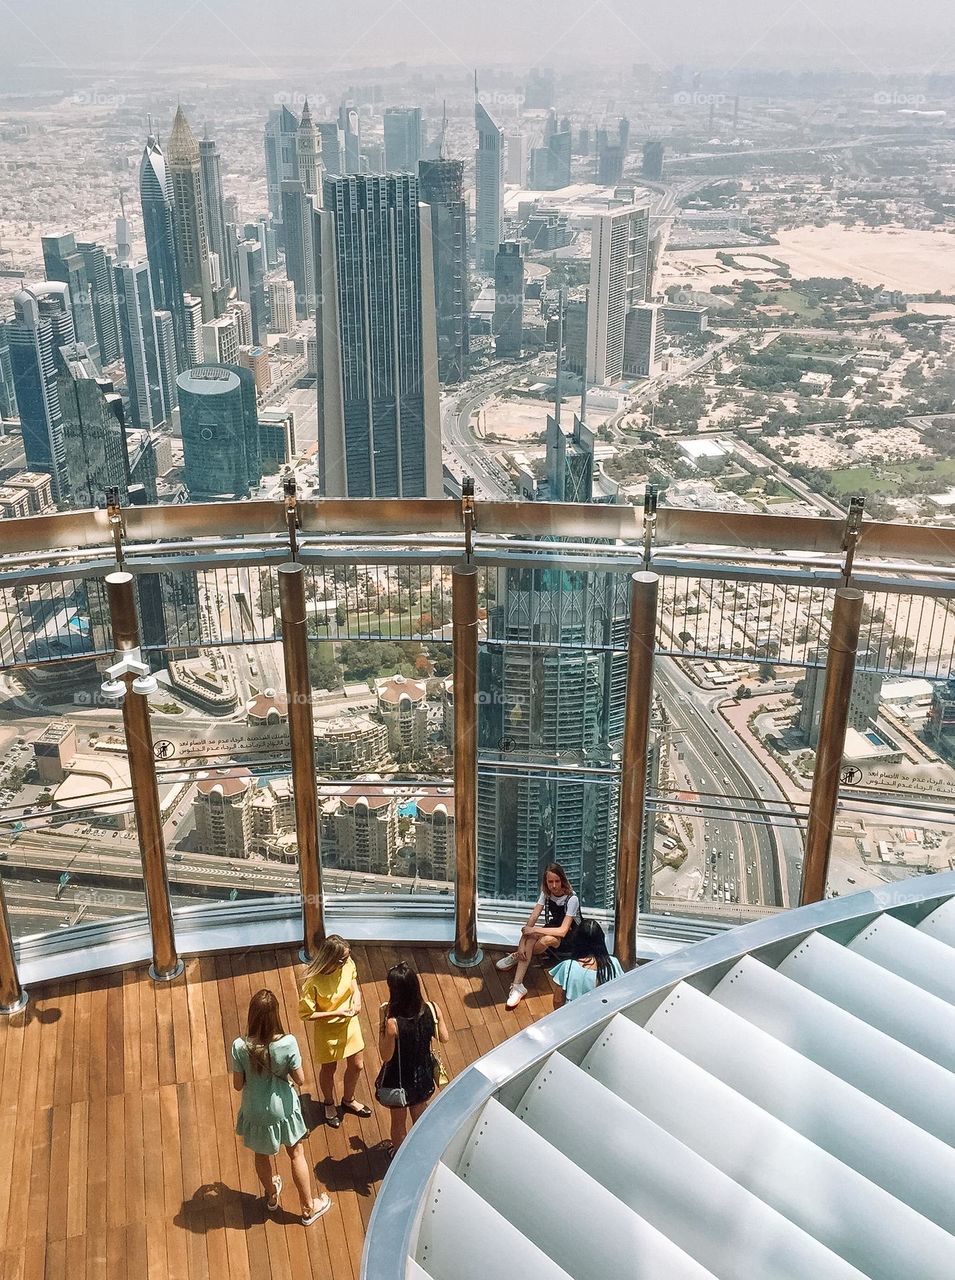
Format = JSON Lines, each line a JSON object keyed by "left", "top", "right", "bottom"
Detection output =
{"left": 0, "top": 942, "right": 553, "bottom": 1280}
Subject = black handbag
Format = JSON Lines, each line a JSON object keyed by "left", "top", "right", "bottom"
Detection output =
{"left": 375, "top": 1015, "right": 408, "bottom": 1108}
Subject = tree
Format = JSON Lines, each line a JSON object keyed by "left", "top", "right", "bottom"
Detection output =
{"left": 736, "top": 684, "right": 751, "bottom": 700}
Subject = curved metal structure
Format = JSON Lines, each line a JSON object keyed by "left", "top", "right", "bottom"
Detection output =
{"left": 364, "top": 872, "right": 955, "bottom": 1280}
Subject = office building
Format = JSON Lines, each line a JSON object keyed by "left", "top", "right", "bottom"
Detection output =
{"left": 178, "top": 364, "right": 261, "bottom": 499}
{"left": 237, "top": 241, "right": 267, "bottom": 344}
{"left": 384, "top": 107, "right": 422, "bottom": 172}
{"left": 618, "top": 116, "right": 631, "bottom": 152}
{"left": 474, "top": 84, "right": 504, "bottom": 271}
{"left": 523, "top": 66, "right": 555, "bottom": 110}
{"left": 529, "top": 111, "right": 572, "bottom": 190}
{"left": 418, "top": 158, "right": 469, "bottom": 384}
{"left": 799, "top": 648, "right": 884, "bottom": 747}
{"left": 264, "top": 104, "right": 301, "bottom": 229}
{"left": 314, "top": 174, "right": 442, "bottom": 498}
{"left": 623, "top": 302, "right": 665, "bottom": 378}
{"left": 506, "top": 132, "right": 529, "bottom": 186}
{"left": 114, "top": 261, "right": 167, "bottom": 430}
{"left": 268, "top": 279, "right": 296, "bottom": 333}
{"left": 226, "top": 298, "right": 253, "bottom": 348}
{"left": 41, "top": 234, "right": 99, "bottom": 366}
{"left": 662, "top": 303, "right": 708, "bottom": 335}
{"left": 193, "top": 768, "right": 254, "bottom": 858}
{"left": 0, "top": 323, "right": 16, "bottom": 419}
{"left": 280, "top": 180, "right": 317, "bottom": 320}
{"left": 198, "top": 126, "right": 230, "bottom": 291}
{"left": 139, "top": 131, "right": 188, "bottom": 369}
{"left": 597, "top": 142, "right": 624, "bottom": 185}
{"left": 296, "top": 98, "right": 322, "bottom": 196}
{"left": 339, "top": 104, "right": 362, "bottom": 175}
{"left": 6, "top": 285, "right": 74, "bottom": 500}
{"left": 494, "top": 241, "right": 524, "bottom": 357}
{"left": 76, "top": 241, "right": 121, "bottom": 365}
{"left": 154, "top": 310, "right": 179, "bottom": 413}
{"left": 201, "top": 315, "right": 239, "bottom": 365}
{"left": 318, "top": 121, "right": 343, "bottom": 176}
{"left": 258, "top": 406, "right": 296, "bottom": 471}
{"left": 564, "top": 296, "right": 588, "bottom": 375}
{"left": 167, "top": 107, "right": 214, "bottom": 322}
{"left": 238, "top": 345, "right": 271, "bottom": 397}
{"left": 182, "top": 294, "right": 204, "bottom": 366}
{"left": 57, "top": 342, "right": 130, "bottom": 509}
{"left": 586, "top": 202, "right": 650, "bottom": 384}
{"left": 642, "top": 137, "right": 665, "bottom": 179}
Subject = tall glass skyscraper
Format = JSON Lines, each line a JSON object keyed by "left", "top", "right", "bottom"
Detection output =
{"left": 139, "top": 133, "right": 188, "bottom": 370}
{"left": 114, "top": 261, "right": 167, "bottom": 430}
{"left": 199, "top": 126, "right": 231, "bottom": 292}
{"left": 178, "top": 364, "right": 261, "bottom": 499}
{"left": 280, "top": 180, "right": 317, "bottom": 320}
{"left": 57, "top": 342, "right": 131, "bottom": 509}
{"left": 474, "top": 86, "right": 504, "bottom": 272}
{"left": 383, "top": 107, "right": 422, "bottom": 173}
{"left": 6, "top": 285, "right": 75, "bottom": 501}
{"left": 167, "top": 107, "right": 214, "bottom": 322}
{"left": 418, "top": 158, "right": 469, "bottom": 384}
{"left": 264, "top": 104, "right": 301, "bottom": 229}
{"left": 41, "top": 234, "right": 99, "bottom": 365}
{"left": 76, "top": 241, "right": 121, "bottom": 365}
{"left": 313, "top": 174, "right": 442, "bottom": 498}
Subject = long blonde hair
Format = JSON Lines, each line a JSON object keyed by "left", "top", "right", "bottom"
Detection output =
{"left": 245, "top": 989, "right": 285, "bottom": 1075}
{"left": 303, "top": 933, "right": 351, "bottom": 980}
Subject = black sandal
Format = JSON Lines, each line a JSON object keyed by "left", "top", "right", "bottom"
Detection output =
{"left": 341, "top": 1099, "right": 372, "bottom": 1118}
{"left": 323, "top": 1103, "right": 341, "bottom": 1128}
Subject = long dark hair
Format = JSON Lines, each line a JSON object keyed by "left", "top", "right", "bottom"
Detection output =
{"left": 568, "top": 919, "right": 616, "bottom": 987}
{"left": 386, "top": 962, "right": 424, "bottom": 1019}
{"left": 245, "top": 989, "right": 286, "bottom": 1074}
{"left": 540, "top": 862, "right": 573, "bottom": 899}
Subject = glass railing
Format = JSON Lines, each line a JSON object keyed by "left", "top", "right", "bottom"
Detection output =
{"left": 0, "top": 495, "right": 953, "bottom": 977}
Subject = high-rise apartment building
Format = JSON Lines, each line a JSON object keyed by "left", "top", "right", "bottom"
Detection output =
{"left": 198, "top": 126, "right": 230, "bottom": 291}
{"left": 178, "top": 364, "right": 261, "bottom": 499}
{"left": 167, "top": 108, "right": 214, "bottom": 322}
{"left": 201, "top": 315, "right": 240, "bottom": 365}
{"left": 6, "top": 285, "right": 75, "bottom": 500}
{"left": 193, "top": 768, "right": 254, "bottom": 857}
{"left": 474, "top": 98, "right": 504, "bottom": 272}
{"left": 418, "top": 158, "right": 469, "bottom": 384}
{"left": 264, "top": 104, "right": 301, "bottom": 229}
{"left": 799, "top": 648, "right": 884, "bottom": 747}
{"left": 268, "top": 279, "right": 296, "bottom": 334}
{"left": 494, "top": 241, "right": 524, "bottom": 357}
{"left": 226, "top": 299, "right": 253, "bottom": 348}
{"left": 139, "top": 132, "right": 188, "bottom": 369}
{"left": 322, "top": 788, "right": 396, "bottom": 874}
{"left": 114, "top": 261, "right": 167, "bottom": 430}
{"left": 313, "top": 174, "right": 442, "bottom": 498}
{"left": 0, "top": 324, "right": 16, "bottom": 420}
{"left": 585, "top": 202, "right": 650, "bottom": 384}
{"left": 238, "top": 345, "right": 271, "bottom": 397}
{"left": 182, "top": 294, "right": 204, "bottom": 367}
{"left": 41, "top": 234, "right": 99, "bottom": 364}
{"left": 76, "top": 241, "right": 121, "bottom": 365}
{"left": 383, "top": 107, "right": 422, "bottom": 172}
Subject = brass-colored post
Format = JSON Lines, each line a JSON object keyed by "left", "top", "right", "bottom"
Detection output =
{"left": 278, "top": 562, "right": 325, "bottom": 961}
{"left": 105, "top": 571, "right": 182, "bottom": 981}
{"left": 449, "top": 562, "right": 482, "bottom": 968}
{"left": 0, "top": 875, "right": 27, "bottom": 1015}
{"left": 614, "top": 572, "right": 659, "bottom": 971}
{"left": 801, "top": 587, "right": 864, "bottom": 905}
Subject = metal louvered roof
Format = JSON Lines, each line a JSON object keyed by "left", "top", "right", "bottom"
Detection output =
{"left": 363, "top": 873, "right": 955, "bottom": 1280}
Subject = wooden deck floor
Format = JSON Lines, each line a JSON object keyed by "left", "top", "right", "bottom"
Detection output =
{"left": 0, "top": 943, "right": 553, "bottom": 1280}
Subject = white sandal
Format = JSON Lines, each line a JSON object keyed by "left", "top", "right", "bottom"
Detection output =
{"left": 302, "top": 1192, "right": 332, "bottom": 1225}
{"left": 266, "top": 1174, "right": 283, "bottom": 1211}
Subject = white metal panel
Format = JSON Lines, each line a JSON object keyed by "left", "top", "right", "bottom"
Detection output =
{"left": 848, "top": 914, "right": 955, "bottom": 1005}
{"left": 516, "top": 1052, "right": 868, "bottom": 1280}
{"left": 712, "top": 955, "right": 955, "bottom": 1146}
{"left": 407, "top": 1263, "right": 433, "bottom": 1280}
{"left": 779, "top": 931, "right": 955, "bottom": 1069}
{"left": 457, "top": 1098, "right": 719, "bottom": 1280}
{"left": 582, "top": 1013, "right": 955, "bottom": 1280}
{"left": 413, "top": 1164, "right": 574, "bottom": 1280}
{"left": 645, "top": 981, "right": 955, "bottom": 1233}
{"left": 917, "top": 897, "right": 955, "bottom": 947}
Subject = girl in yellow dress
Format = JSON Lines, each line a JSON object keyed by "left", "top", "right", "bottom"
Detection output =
{"left": 299, "top": 935, "right": 372, "bottom": 1127}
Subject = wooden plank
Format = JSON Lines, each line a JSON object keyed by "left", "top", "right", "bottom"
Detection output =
{"left": 69, "top": 978, "right": 92, "bottom": 1104}
{"left": 45, "top": 1103, "right": 73, "bottom": 1241}
{"left": 123, "top": 1221, "right": 147, "bottom": 1280}
{"left": 64, "top": 1235, "right": 85, "bottom": 1277}
{"left": 34, "top": 994, "right": 59, "bottom": 1113}
{"left": 51, "top": 981, "right": 75, "bottom": 1103}
{"left": 104, "top": 972, "right": 126, "bottom": 1100}
{"left": 85, "top": 1231, "right": 108, "bottom": 1280}
{"left": 123, "top": 1090, "right": 146, "bottom": 1227}
{"left": 157, "top": 1084, "right": 189, "bottom": 1280}
{"left": 24, "top": 1106, "right": 52, "bottom": 1244}
{"left": 198, "top": 955, "right": 227, "bottom": 1083}
{"left": 140, "top": 1090, "right": 167, "bottom": 1280}
{"left": 122, "top": 970, "right": 142, "bottom": 1096}
{"left": 137, "top": 972, "right": 160, "bottom": 1095}
{"left": 41, "top": 1239, "right": 66, "bottom": 1280}
{"left": 207, "top": 1071, "right": 251, "bottom": 1280}
{"left": 153, "top": 980, "right": 177, "bottom": 1090}
{"left": 181, "top": 959, "right": 208, "bottom": 1082}
{"left": 104, "top": 1094, "right": 126, "bottom": 1231}
{"left": 20, "top": 1241, "right": 45, "bottom": 1280}
{"left": 86, "top": 979, "right": 109, "bottom": 1101}
{"left": 83, "top": 1094, "right": 108, "bottom": 1252}
{"left": 0, "top": 1106, "right": 19, "bottom": 1253}
{"left": 105, "top": 1228, "right": 127, "bottom": 1280}
{"left": 65, "top": 1101, "right": 89, "bottom": 1239}
{"left": 5, "top": 1005, "right": 40, "bottom": 1252}
{"left": 192, "top": 1076, "right": 232, "bottom": 1280}
{"left": 174, "top": 1082, "right": 211, "bottom": 1280}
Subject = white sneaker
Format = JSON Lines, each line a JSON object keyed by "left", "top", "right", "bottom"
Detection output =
{"left": 505, "top": 983, "right": 527, "bottom": 1010}
{"left": 496, "top": 951, "right": 519, "bottom": 971}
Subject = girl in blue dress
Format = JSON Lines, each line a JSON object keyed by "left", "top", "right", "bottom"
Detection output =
{"left": 549, "top": 919, "right": 624, "bottom": 1009}
{"left": 231, "top": 989, "right": 331, "bottom": 1224}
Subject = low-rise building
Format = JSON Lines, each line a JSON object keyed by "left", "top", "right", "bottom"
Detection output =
{"left": 315, "top": 714, "right": 391, "bottom": 775}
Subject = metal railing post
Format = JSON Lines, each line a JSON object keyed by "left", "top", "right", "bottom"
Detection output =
{"left": 0, "top": 876, "right": 27, "bottom": 1015}
{"left": 801, "top": 587, "right": 864, "bottom": 905}
{"left": 277, "top": 562, "right": 325, "bottom": 960}
{"left": 105, "top": 570, "right": 183, "bottom": 981}
{"left": 449, "top": 561, "right": 482, "bottom": 968}
{"left": 614, "top": 571, "right": 659, "bottom": 971}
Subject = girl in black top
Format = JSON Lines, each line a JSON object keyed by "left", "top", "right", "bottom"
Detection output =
{"left": 377, "top": 963, "right": 450, "bottom": 1158}
{"left": 496, "top": 863, "right": 582, "bottom": 1010}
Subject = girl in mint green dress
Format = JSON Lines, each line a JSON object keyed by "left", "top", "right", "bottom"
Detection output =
{"left": 231, "top": 989, "right": 331, "bottom": 1224}
{"left": 549, "top": 919, "right": 624, "bottom": 1009}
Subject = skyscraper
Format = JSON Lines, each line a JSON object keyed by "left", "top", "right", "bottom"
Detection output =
{"left": 418, "top": 157, "right": 469, "bottom": 384}
{"left": 139, "top": 132, "right": 188, "bottom": 369}
{"left": 264, "top": 104, "right": 301, "bottom": 229}
{"left": 586, "top": 202, "right": 650, "bottom": 384}
{"left": 383, "top": 107, "right": 422, "bottom": 172}
{"left": 318, "top": 121, "right": 343, "bottom": 176}
{"left": 0, "top": 324, "right": 16, "bottom": 420}
{"left": 268, "top": 279, "right": 296, "bottom": 334}
{"left": 474, "top": 83, "right": 504, "bottom": 271}
{"left": 57, "top": 342, "right": 131, "bottom": 509}
{"left": 76, "top": 241, "right": 121, "bottom": 365}
{"left": 179, "top": 364, "right": 261, "bottom": 499}
{"left": 280, "top": 180, "right": 317, "bottom": 320}
{"left": 114, "top": 261, "right": 167, "bottom": 430}
{"left": 297, "top": 99, "right": 322, "bottom": 196}
{"left": 339, "top": 105, "right": 362, "bottom": 175}
{"left": 167, "top": 107, "right": 214, "bottom": 322}
{"left": 198, "top": 126, "right": 230, "bottom": 290}
{"left": 528, "top": 111, "right": 572, "bottom": 190}
{"left": 41, "top": 234, "right": 99, "bottom": 364}
{"left": 182, "top": 294, "right": 204, "bottom": 367}
{"left": 494, "top": 241, "right": 524, "bottom": 356}
{"left": 313, "top": 174, "right": 442, "bottom": 498}
{"left": 5, "top": 285, "right": 74, "bottom": 501}
{"left": 237, "top": 241, "right": 267, "bottom": 345}
{"left": 154, "top": 309, "right": 180, "bottom": 413}
{"left": 623, "top": 302, "right": 665, "bottom": 378}
{"left": 642, "top": 138, "right": 665, "bottom": 180}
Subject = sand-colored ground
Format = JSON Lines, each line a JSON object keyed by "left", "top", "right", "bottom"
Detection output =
{"left": 771, "top": 225, "right": 955, "bottom": 295}
{"left": 785, "top": 425, "right": 928, "bottom": 470}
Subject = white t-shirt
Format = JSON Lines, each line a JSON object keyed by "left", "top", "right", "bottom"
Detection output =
{"left": 536, "top": 891, "right": 582, "bottom": 927}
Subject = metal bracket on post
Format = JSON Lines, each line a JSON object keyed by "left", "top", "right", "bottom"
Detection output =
{"left": 105, "top": 485, "right": 125, "bottom": 569}
{"left": 284, "top": 477, "right": 300, "bottom": 562}
{"left": 642, "top": 484, "right": 658, "bottom": 572}
{"left": 461, "top": 476, "right": 475, "bottom": 563}
{"left": 841, "top": 495, "right": 865, "bottom": 586}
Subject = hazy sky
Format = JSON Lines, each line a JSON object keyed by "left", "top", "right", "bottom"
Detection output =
{"left": 2, "top": 0, "right": 954, "bottom": 78}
